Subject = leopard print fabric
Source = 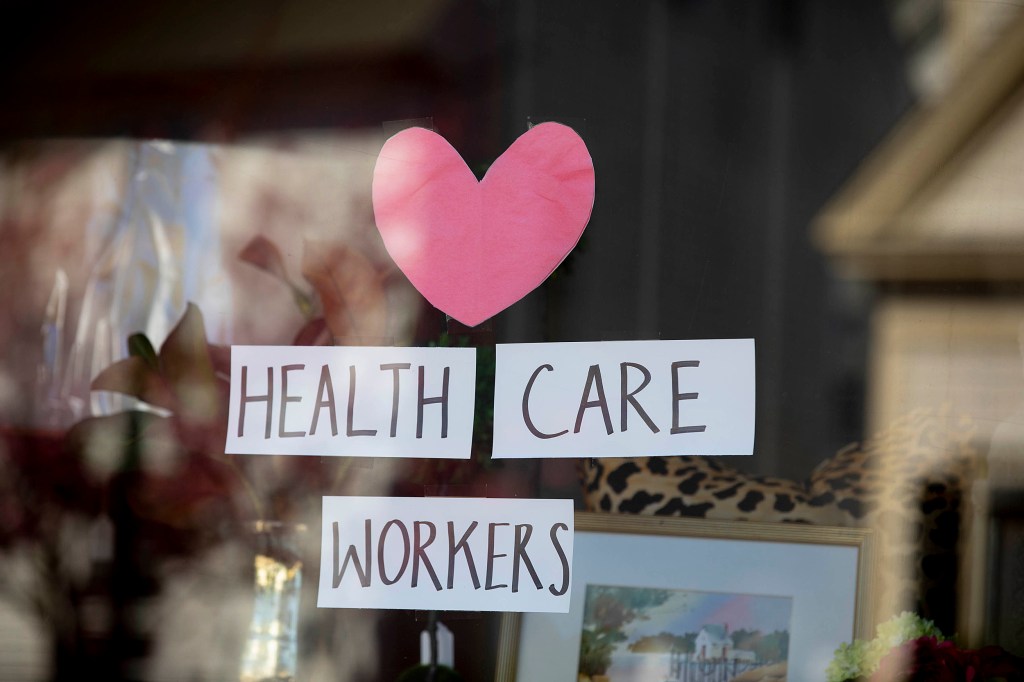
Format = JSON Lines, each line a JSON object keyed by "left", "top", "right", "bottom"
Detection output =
{"left": 581, "top": 455, "right": 846, "bottom": 524}
{"left": 579, "top": 409, "right": 980, "bottom": 634}
{"left": 808, "top": 410, "right": 979, "bottom": 633}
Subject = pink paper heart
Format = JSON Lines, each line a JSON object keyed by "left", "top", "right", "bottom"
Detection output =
{"left": 372, "top": 122, "right": 595, "bottom": 327}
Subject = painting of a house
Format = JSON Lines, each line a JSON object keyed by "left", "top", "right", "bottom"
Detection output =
{"left": 695, "top": 624, "right": 729, "bottom": 659}
{"left": 577, "top": 585, "right": 792, "bottom": 682}
{"left": 694, "top": 624, "right": 757, "bottom": 661}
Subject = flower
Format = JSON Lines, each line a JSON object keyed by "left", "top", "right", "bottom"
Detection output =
{"left": 872, "top": 636, "right": 957, "bottom": 682}
{"left": 827, "top": 640, "right": 871, "bottom": 682}
{"left": 827, "top": 612, "right": 944, "bottom": 682}
{"left": 828, "top": 612, "right": 1024, "bottom": 681}
{"left": 874, "top": 611, "right": 944, "bottom": 650}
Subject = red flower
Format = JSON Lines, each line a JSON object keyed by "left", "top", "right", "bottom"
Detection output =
{"left": 870, "top": 636, "right": 1024, "bottom": 682}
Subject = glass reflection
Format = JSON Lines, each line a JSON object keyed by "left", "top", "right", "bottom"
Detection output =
{"left": 240, "top": 522, "right": 304, "bottom": 682}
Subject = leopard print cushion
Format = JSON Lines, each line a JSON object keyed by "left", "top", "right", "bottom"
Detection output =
{"left": 807, "top": 410, "right": 978, "bottom": 632}
{"left": 579, "top": 409, "right": 980, "bottom": 634}
{"left": 581, "top": 455, "right": 845, "bottom": 524}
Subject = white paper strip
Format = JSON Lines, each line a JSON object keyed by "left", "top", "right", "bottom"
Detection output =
{"left": 492, "top": 339, "right": 755, "bottom": 458}
{"left": 318, "top": 496, "right": 574, "bottom": 612}
{"left": 225, "top": 346, "right": 476, "bottom": 458}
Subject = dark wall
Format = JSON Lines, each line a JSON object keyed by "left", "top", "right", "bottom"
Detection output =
{"left": 495, "top": 0, "right": 912, "bottom": 480}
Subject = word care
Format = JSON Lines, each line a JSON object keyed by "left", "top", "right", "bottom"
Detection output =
{"left": 225, "top": 346, "right": 476, "bottom": 458}
{"left": 492, "top": 339, "right": 755, "bottom": 458}
{"left": 318, "top": 496, "right": 574, "bottom": 612}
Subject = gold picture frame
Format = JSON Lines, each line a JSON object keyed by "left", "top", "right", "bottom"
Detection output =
{"left": 495, "top": 511, "right": 875, "bottom": 682}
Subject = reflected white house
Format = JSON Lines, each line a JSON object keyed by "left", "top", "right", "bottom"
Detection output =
{"left": 693, "top": 624, "right": 756, "bottom": 662}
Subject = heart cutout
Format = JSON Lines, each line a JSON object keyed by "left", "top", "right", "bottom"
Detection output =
{"left": 372, "top": 122, "right": 595, "bottom": 327}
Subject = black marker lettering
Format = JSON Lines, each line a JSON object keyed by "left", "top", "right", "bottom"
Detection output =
{"left": 333, "top": 520, "right": 372, "bottom": 588}
{"left": 279, "top": 364, "right": 305, "bottom": 438}
{"left": 380, "top": 363, "right": 411, "bottom": 437}
{"left": 620, "top": 362, "right": 659, "bottom": 433}
{"left": 412, "top": 521, "right": 442, "bottom": 590}
{"left": 512, "top": 524, "right": 542, "bottom": 593}
{"left": 671, "top": 361, "right": 707, "bottom": 435}
{"left": 548, "top": 522, "right": 570, "bottom": 596}
{"left": 310, "top": 364, "right": 338, "bottom": 436}
{"left": 347, "top": 365, "right": 377, "bottom": 437}
{"left": 574, "top": 364, "right": 613, "bottom": 435}
{"left": 378, "top": 519, "right": 410, "bottom": 586}
{"left": 485, "top": 522, "right": 510, "bottom": 590}
{"left": 522, "top": 364, "right": 568, "bottom": 439}
{"left": 417, "top": 365, "right": 449, "bottom": 439}
{"left": 239, "top": 365, "right": 273, "bottom": 439}
{"left": 447, "top": 521, "right": 480, "bottom": 590}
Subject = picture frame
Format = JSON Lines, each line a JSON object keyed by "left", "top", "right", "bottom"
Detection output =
{"left": 495, "top": 511, "right": 875, "bottom": 682}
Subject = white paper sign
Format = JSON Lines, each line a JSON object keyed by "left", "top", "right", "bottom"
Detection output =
{"left": 318, "top": 496, "right": 574, "bottom": 612}
{"left": 492, "top": 339, "right": 754, "bottom": 458}
{"left": 226, "top": 346, "right": 476, "bottom": 458}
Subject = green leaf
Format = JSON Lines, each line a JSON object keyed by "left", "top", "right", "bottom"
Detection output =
{"left": 127, "top": 333, "right": 159, "bottom": 369}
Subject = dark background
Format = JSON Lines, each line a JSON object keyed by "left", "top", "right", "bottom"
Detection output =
{"left": 0, "top": 1, "right": 914, "bottom": 679}
{"left": 1, "top": 0, "right": 911, "bottom": 480}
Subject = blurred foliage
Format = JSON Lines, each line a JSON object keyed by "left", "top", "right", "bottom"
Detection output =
{"left": 578, "top": 586, "right": 673, "bottom": 676}
{"left": 239, "top": 234, "right": 397, "bottom": 345}
{"left": 429, "top": 331, "right": 495, "bottom": 463}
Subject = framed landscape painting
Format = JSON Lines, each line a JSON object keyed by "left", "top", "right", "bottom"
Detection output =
{"left": 495, "top": 512, "right": 874, "bottom": 682}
